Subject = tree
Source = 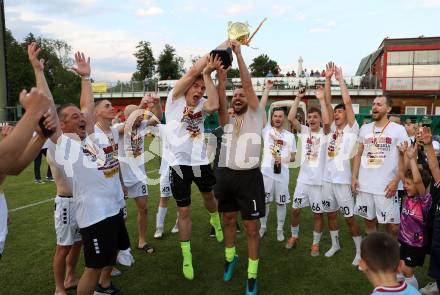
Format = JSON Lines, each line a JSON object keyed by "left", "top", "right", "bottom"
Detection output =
{"left": 5, "top": 30, "right": 81, "bottom": 108}
{"left": 132, "top": 41, "right": 155, "bottom": 81}
{"left": 229, "top": 68, "right": 240, "bottom": 78}
{"left": 156, "top": 44, "right": 184, "bottom": 80}
{"left": 249, "top": 54, "right": 279, "bottom": 77}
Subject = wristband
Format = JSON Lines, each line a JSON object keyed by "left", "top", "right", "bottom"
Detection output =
{"left": 82, "top": 76, "right": 91, "bottom": 81}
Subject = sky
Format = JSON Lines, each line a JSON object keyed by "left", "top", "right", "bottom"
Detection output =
{"left": 4, "top": 0, "right": 440, "bottom": 81}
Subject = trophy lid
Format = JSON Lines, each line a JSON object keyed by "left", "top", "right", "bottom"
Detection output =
{"left": 228, "top": 22, "right": 250, "bottom": 44}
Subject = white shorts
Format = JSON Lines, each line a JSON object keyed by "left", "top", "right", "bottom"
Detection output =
{"left": 126, "top": 181, "right": 148, "bottom": 198}
{"left": 354, "top": 192, "right": 400, "bottom": 224}
{"left": 54, "top": 196, "right": 81, "bottom": 246}
{"left": 0, "top": 193, "right": 8, "bottom": 254}
{"left": 292, "top": 182, "right": 324, "bottom": 213}
{"left": 322, "top": 181, "right": 355, "bottom": 217}
{"left": 263, "top": 176, "right": 290, "bottom": 204}
{"left": 160, "top": 171, "right": 172, "bottom": 198}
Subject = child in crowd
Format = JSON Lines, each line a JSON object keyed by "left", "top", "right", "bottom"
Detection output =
{"left": 398, "top": 142, "right": 432, "bottom": 289}
{"left": 360, "top": 232, "right": 421, "bottom": 295}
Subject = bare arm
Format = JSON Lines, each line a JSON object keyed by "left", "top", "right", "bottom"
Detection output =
{"left": 28, "top": 42, "right": 53, "bottom": 101}
{"left": 173, "top": 55, "right": 209, "bottom": 99}
{"left": 408, "top": 144, "right": 426, "bottom": 195}
{"left": 351, "top": 142, "right": 364, "bottom": 193}
{"left": 202, "top": 55, "right": 222, "bottom": 114}
{"left": 335, "top": 66, "right": 355, "bottom": 127}
{"left": 71, "top": 52, "right": 94, "bottom": 134}
{"left": 324, "top": 62, "right": 334, "bottom": 124}
{"left": 0, "top": 89, "right": 52, "bottom": 176}
{"left": 315, "top": 86, "right": 330, "bottom": 134}
{"left": 287, "top": 88, "right": 305, "bottom": 133}
{"left": 259, "top": 80, "right": 273, "bottom": 110}
{"left": 230, "top": 40, "right": 259, "bottom": 109}
{"left": 419, "top": 127, "right": 440, "bottom": 183}
{"left": 217, "top": 66, "right": 230, "bottom": 126}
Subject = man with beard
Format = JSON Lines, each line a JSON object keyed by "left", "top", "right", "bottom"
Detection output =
{"left": 258, "top": 80, "right": 297, "bottom": 242}
{"left": 164, "top": 54, "right": 223, "bottom": 280}
{"left": 321, "top": 65, "right": 362, "bottom": 266}
{"left": 215, "top": 40, "right": 265, "bottom": 295}
{"left": 285, "top": 86, "right": 330, "bottom": 257}
{"left": 352, "top": 96, "right": 409, "bottom": 237}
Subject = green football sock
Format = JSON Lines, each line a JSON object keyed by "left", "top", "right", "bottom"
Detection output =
{"left": 225, "top": 247, "right": 236, "bottom": 263}
{"left": 180, "top": 241, "right": 194, "bottom": 280}
{"left": 209, "top": 212, "right": 224, "bottom": 242}
{"left": 247, "top": 258, "right": 259, "bottom": 279}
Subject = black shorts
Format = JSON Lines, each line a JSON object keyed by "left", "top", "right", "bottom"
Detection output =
{"left": 429, "top": 213, "right": 440, "bottom": 279}
{"left": 170, "top": 165, "right": 216, "bottom": 207}
{"left": 214, "top": 167, "right": 265, "bottom": 220}
{"left": 400, "top": 242, "right": 426, "bottom": 267}
{"left": 80, "top": 210, "right": 130, "bottom": 269}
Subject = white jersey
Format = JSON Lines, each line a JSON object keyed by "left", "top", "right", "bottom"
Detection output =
{"left": 164, "top": 89, "right": 209, "bottom": 166}
{"left": 0, "top": 190, "right": 7, "bottom": 254}
{"left": 323, "top": 121, "right": 359, "bottom": 185}
{"left": 53, "top": 127, "right": 124, "bottom": 228}
{"left": 115, "top": 122, "right": 148, "bottom": 186}
{"left": 358, "top": 121, "right": 409, "bottom": 195}
{"left": 46, "top": 140, "right": 73, "bottom": 193}
{"left": 297, "top": 125, "right": 327, "bottom": 186}
{"left": 148, "top": 124, "right": 171, "bottom": 175}
{"left": 261, "top": 123, "right": 296, "bottom": 185}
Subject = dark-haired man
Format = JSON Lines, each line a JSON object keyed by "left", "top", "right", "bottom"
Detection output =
{"left": 259, "top": 80, "right": 297, "bottom": 242}
{"left": 164, "top": 53, "right": 223, "bottom": 280}
{"left": 321, "top": 65, "right": 362, "bottom": 265}
{"left": 286, "top": 86, "right": 330, "bottom": 257}
{"left": 215, "top": 40, "right": 266, "bottom": 295}
{"left": 352, "top": 96, "right": 409, "bottom": 237}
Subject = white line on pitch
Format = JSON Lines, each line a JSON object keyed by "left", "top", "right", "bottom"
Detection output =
{"left": 8, "top": 168, "right": 160, "bottom": 212}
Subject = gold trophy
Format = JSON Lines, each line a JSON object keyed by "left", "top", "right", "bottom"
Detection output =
{"left": 227, "top": 18, "right": 267, "bottom": 46}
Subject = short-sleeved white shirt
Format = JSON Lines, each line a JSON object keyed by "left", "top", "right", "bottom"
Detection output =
{"left": 261, "top": 123, "right": 296, "bottom": 185}
{"left": 358, "top": 122, "right": 409, "bottom": 195}
{"left": 164, "top": 89, "right": 209, "bottom": 166}
{"left": 297, "top": 125, "right": 327, "bottom": 186}
{"left": 323, "top": 121, "right": 359, "bottom": 185}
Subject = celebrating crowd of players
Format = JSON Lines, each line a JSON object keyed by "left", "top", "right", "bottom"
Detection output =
{"left": 1, "top": 39, "right": 440, "bottom": 295}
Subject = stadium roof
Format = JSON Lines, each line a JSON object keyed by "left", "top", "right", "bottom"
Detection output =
{"left": 356, "top": 36, "right": 440, "bottom": 76}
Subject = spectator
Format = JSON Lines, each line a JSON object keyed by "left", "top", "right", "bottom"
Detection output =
{"left": 292, "top": 70, "right": 297, "bottom": 77}
{"left": 286, "top": 71, "right": 291, "bottom": 77}
{"left": 310, "top": 70, "right": 315, "bottom": 77}
{"left": 266, "top": 70, "right": 274, "bottom": 77}
{"left": 33, "top": 134, "right": 53, "bottom": 184}
{"left": 304, "top": 69, "right": 309, "bottom": 77}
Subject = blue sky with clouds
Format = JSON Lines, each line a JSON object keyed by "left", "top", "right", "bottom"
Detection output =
{"left": 5, "top": 0, "right": 440, "bottom": 81}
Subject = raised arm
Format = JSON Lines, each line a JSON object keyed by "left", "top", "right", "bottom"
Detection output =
{"left": 173, "top": 55, "right": 209, "bottom": 99}
{"left": 71, "top": 52, "right": 94, "bottom": 134}
{"left": 419, "top": 127, "right": 440, "bottom": 183}
{"left": 287, "top": 87, "right": 305, "bottom": 133}
{"left": 230, "top": 40, "right": 259, "bottom": 109}
{"left": 324, "top": 62, "right": 334, "bottom": 124}
{"left": 259, "top": 80, "right": 273, "bottom": 110}
{"left": 398, "top": 142, "right": 409, "bottom": 184}
{"left": 315, "top": 86, "right": 330, "bottom": 134}
{"left": 202, "top": 54, "right": 222, "bottom": 114}
{"left": 0, "top": 89, "right": 52, "bottom": 176}
{"left": 28, "top": 42, "right": 53, "bottom": 101}
{"left": 217, "top": 65, "right": 230, "bottom": 126}
{"left": 407, "top": 143, "right": 426, "bottom": 195}
{"left": 335, "top": 66, "right": 355, "bottom": 127}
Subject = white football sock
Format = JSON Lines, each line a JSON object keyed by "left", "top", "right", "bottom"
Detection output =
{"left": 291, "top": 226, "right": 299, "bottom": 238}
{"left": 260, "top": 204, "right": 270, "bottom": 229}
{"left": 352, "top": 236, "right": 362, "bottom": 254}
{"left": 156, "top": 207, "right": 168, "bottom": 229}
{"left": 313, "top": 231, "right": 322, "bottom": 245}
{"left": 276, "top": 204, "right": 286, "bottom": 231}
{"left": 325, "top": 230, "right": 341, "bottom": 257}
